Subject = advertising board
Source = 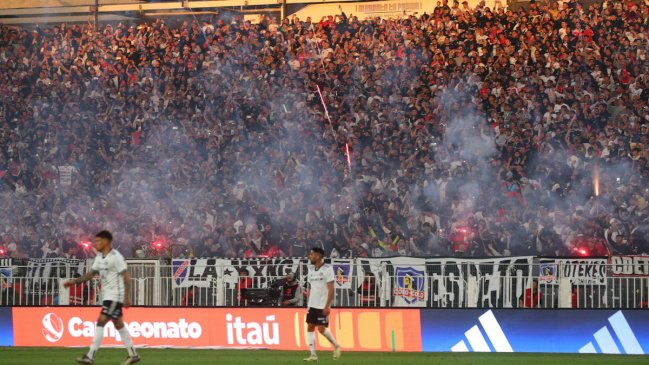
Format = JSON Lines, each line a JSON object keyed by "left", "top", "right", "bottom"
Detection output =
{"left": 12, "top": 307, "right": 421, "bottom": 352}
{"left": 420, "top": 309, "right": 648, "bottom": 354}
{"left": 7, "top": 307, "right": 649, "bottom": 355}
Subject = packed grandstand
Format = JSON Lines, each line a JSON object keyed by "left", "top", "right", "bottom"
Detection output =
{"left": 0, "top": 0, "right": 647, "bottom": 260}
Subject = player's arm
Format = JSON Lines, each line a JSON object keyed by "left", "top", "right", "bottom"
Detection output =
{"left": 114, "top": 255, "right": 131, "bottom": 308}
{"left": 322, "top": 266, "right": 336, "bottom": 315}
{"left": 122, "top": 270, "right": 132, "bottom": 308}
{"left": 64, "top": 270, "right": 98, "bottom": 287}
{"left": 323, "top": 281, "right": 334, "bottom": 315}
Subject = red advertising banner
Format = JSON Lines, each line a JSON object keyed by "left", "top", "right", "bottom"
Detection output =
{"left": 12, "top": 307, "right": 422, "bottom": 352}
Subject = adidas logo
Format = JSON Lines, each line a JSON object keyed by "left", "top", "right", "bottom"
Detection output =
{"left": 451, "top": 310, "right": 513, "bottom": 352}
{"left": 579, "top": 311, "right": 644, "bottom": 355}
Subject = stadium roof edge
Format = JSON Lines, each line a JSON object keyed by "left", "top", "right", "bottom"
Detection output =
{"left": 0, "top": 0, "right": 367, "bottom": 25}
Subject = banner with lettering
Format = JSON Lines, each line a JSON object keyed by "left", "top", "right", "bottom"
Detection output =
{"left": 23, "top": 258, "right": 87, "bottom": 297}
{"left": 26, "top": 258, "right": 87, "bottom": 280}
{"left": 220, "top": 257, "right": 308, "bottom": 288}
{"left": 173, "top": 256, "right": 539, "bottom": 307}
{"left": 168, "top": 256, "right": 605, "bottom": 307}
{"left": 355, "top": 256, "right": 534, "bottom": 307}
{"left": 171, "top": 258, "right": 310, "bottom": 289}
{"left": 172, "top": 258, "right": 229, "bottom": 288}
{"left": 609, "top": 256, "right": 649, "bottom": 277}
{"left": 539, "top": 258, "right": 607, "bottom": 285}
{"left": 467, "top": 257, "right": 534, "bottom": 308}
{"left": 425, "top": 258, "right": 466, "bottom": 308}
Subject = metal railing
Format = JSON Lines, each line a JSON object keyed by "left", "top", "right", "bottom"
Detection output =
{"left": 1, "top": 274, "right": 86, "bottom": 306}
{"left": 2, "top": 261, "right": 648, "bottom": 309}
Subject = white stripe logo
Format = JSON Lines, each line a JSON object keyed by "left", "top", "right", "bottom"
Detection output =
{"left": 451, "top": 310, "right": 513, "bottom": 352}
{"left": 579, "top": 311, "right": 644, "bottom": 355}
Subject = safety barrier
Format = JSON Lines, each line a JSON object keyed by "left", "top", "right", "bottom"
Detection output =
{"left": 2, "top": 256, "right": 649, "bottom": 309}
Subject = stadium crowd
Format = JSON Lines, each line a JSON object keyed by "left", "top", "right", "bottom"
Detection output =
{"left": 0, "top": 0, "right": 648, "bottom": 260}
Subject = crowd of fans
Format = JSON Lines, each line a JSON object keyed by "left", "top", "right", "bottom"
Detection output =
{"left": 0, "top": 0, "right": 648, "bottom": 260}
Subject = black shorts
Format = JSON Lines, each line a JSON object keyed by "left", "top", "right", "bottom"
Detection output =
{"left": 306, "top": 307, "right": 329, "bottom": 327}
{"left": 100, "top": 300, "right": 124, "bottom": 320}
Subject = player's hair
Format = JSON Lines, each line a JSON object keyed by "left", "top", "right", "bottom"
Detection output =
{"left": 311, "top": 247, "right": 325, "bottom": 256}
{"left": 95, "top": 230, "right": 113, "bottom": 242}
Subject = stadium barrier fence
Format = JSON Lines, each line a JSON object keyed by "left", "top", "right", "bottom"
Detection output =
{"left": 2, "top": 256, "right": 649, "bottom": 309}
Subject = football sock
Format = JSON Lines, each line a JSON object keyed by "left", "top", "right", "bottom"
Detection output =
{"left": 323, "top": 329, "right": 339, "bottom": 348}
{"left": 87, "top": 325, "right": 104, "bottom": 359}
{"left": 307, "top": 331, "right": 317, "bottom": 356}
{"left": 118, "top": 327, "right": 137, "bottom": 357}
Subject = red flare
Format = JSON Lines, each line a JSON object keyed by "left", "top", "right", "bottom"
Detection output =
{"left": 345, "top": 143, "right": 352, "bottom": 171}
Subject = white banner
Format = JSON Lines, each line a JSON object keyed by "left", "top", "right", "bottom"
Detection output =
{"left": 172, "top": 258, "right": 226, "bottom": 288}
{"left": 172, "top": 258, "right": 308, "bottom": 288}
{"left": 423, "top": 257, "right": 533, "bottom": 308}
{"left": 469, "top": 257, "right": 534, "bottom": 308}
{"left": 221, "top": 257, "right": 306, "bottom": 287}
{"left": 26, "top": 258, "right": 87, "bottom": 279}
{"left": 391, "top": 257, "right": 428, "bottom": 307}
{"left": 425, "top": 258, "right": 466, "bottom": 307}
{"left": 356, "top": 258, "right": 387, "bottom": 305}
{"left": 358, "top": 257, "right": 428, "bottom": 307}
{"left": 58, "top": 165, "right": 74, "bottom": 186}
{"left": 167, "top": 256, "right": 560, "bottom": 307}
{"left": 24, "top": 258, "right": 87, "bottom": 296}
{"left": 609, "top": 256, "right": 649, "bottom": 277}
{"left": 540, "top": 258, "right": 607, "bottom": 285}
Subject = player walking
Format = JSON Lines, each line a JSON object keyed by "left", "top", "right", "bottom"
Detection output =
{"left": 304, "top": 247, "right": 341, "bottom": 361}
{"left": 64, "top": 231, "right": 140, "bottom": 365}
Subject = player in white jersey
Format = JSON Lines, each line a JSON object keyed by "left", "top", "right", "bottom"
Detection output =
{"left": 304, "top": 247, "right": 341, "bottom": 361}
{"left": 64, "top": 231, "right": 140, "bottom": 365}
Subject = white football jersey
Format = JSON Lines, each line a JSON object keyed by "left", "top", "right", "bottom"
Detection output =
{"left": 307, "top": 264, "right": 335, "bottom": 309}
{"left": 91, "top": 249, "right": 128, "bottom": 302}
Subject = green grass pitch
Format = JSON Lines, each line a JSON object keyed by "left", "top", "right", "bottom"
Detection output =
{"left": 1, "top": 348, "right": 648, "bottom": 365}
